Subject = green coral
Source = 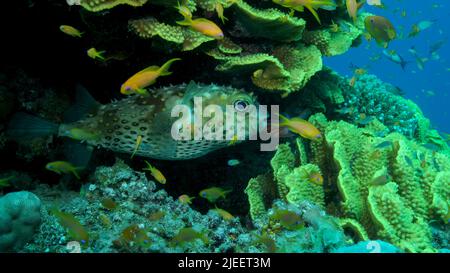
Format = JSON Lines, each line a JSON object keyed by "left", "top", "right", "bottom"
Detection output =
{"left": 231, "top": 0, "right": 306, "bottom": 42}
{"left": 79, "top": 0, "right": 148, "bottom": 12}
{"left": 285, "top": 164, "right": 325, "bottom": 208}
{"left": 301, "top": 15, "right": 366, "bottom": 56}
{"left": 129, "top": 17, "right": 215, "bottom": 51}
{"left": 246, "top": 113, "right": 449, "bottom": 252}
{"left": 210, "top": 44, "right": 322, "bottom": 93}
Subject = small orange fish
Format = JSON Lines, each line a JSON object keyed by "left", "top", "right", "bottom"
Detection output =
{"left": 278, "top": 114, "right": 322, "bottom": 141}
{"left": 211, "top": 207, "right": 234, "bottom": 221}
{"left": 349, "top": 76, "right": 357, "bottom": 87}
{"left": 148, "top": 210, "right": 166, "bottom": 221}
{"left": 170, "top": 227, "right": 209, "bottom": 246}
{"left": 143, "top": 161, "right": 167, "bottom": 184}
{"left": 272, "top": 0, "right": 337, "bottom": 25}
{"left": 120, "top": 58, "right": 181, "bottom": 96}
{"left": 100, "top": 197, "right": 117, "bottom": 210}
{"left": 346, "top": 0, "right": 364, "bottom": 23}
{"left": 178, "top": 194, "right": 195, "bottom": 205}
{"left": 176, "top": 4, "right": 224, "bottom": 39}
{"left": 59, "top": 25, "right": 83, "bottom": 38}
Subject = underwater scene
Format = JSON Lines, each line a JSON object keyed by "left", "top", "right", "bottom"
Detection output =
{"left": 0, "top": 0, "right": 449, "bottom": 255}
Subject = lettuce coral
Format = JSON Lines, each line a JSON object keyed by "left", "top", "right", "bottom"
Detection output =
{"left": 78, "top": 0, "right": 148, "bottom": 12}
{"left": 246, "top": 113, "right": 449, "bottom": 252}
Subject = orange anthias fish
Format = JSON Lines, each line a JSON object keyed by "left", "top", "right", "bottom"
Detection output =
{"left": 364, "top": 15, "right": 396, "bottom": 48}
{"left": 349, "top": 76, "right": 357, "bottom": 87}
{"left": 211, "top": 207, "right": 234, "bottom": 221}
{"left": 278, "top": 114, "right": 322, "bottom": 141}
{"left": 178, "top": 194, "right": 195, "bottom": 205}
{"left": 120, "top": 58, "right": 181, "bottom": 96}
{"left": 176, "top": 4, "right": 224, "bottom": 39}
{"left": 59, "top": 25, "right": 83, "bottom": 38}
{"left": 272, "top": 0, "right": 337, "bottom": 25}
{"left": 51, "top": 208, "right": 89, "bottom": 247}
{"left": 346, "top": 0, "right": 364, "bottom": 23}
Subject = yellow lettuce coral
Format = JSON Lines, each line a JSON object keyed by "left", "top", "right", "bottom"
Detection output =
{"left": 209, "top": 44, "right": 322, "bottom": 93}
{"left": 129, "top": 17, "right": 215, "bottom": 51}
{"left": 79, "top": 0, "right": 148, "bottom": 12}
{"left": 231, "top": 0, "right": 306, "bottom": 42}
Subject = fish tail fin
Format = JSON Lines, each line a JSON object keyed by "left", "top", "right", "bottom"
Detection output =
{"left": 357, "top": 0, "right": 365, "bottom": 10}
{"left": 277, "top": 113, "right": 290, "bottom": 125}
{"left": 64, "top": 84, "right": 101, "bottom": 123}
{"left": 72, "top": 168, "right": 81, "bottom": 180}
{"left": 63, "top": 139, "right": 93, "bottom": 169}
{"left": 176, "top": 3, "right": 193, "bottom": 26}
{"left": 158, "top": 58, "right": 182, "bottom": 76}
{"left": 222, "top": 189, "right": 232, "bottom": 197}
{"left": 305, "top": 5, "right": 321, "bottom": 24}
{"left": 7, "top": 112, "right": 59, "bottom": 140}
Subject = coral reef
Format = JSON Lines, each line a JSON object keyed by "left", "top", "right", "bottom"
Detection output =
{"left": 246, "top": 113, "right": 449, "bottom": 253}
{"left": 0, "top": 191, "right": 42, "bottom": 252}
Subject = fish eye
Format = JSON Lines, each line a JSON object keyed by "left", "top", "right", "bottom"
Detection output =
{"left": 234, "top": 100, "right": 249, "bottom": 112}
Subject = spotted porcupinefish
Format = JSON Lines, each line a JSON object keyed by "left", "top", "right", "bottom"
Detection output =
{"left": 8, "top": 82, "right": 260, "bottom": 160}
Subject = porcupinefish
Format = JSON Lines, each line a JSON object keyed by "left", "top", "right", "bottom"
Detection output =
{"left": 8, "top": 82, "right": 260, "bottom": 161}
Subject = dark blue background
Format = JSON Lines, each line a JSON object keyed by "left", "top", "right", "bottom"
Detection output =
{"left": 325, "top": 0, "right": 449, "bottom": 134}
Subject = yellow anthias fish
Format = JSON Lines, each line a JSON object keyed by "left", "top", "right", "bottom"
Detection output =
{"left": 130, "top": 135, "right": 143, "bottom": 159}
{"left": 211, "top": 207, "right": 234, "bottom": 221}
{"left": 45, "top": 161, "right": 82, "bottom": 179}
{"left": 170, "top": 227, "right": 209, "bottom": 246}
{"left": 272, "top": 0, "right": 337, "bottom": 25}
{"left": 199, "top": 187, "right": 232, "bottom": 203}
{"left": 51, "top": 208, "right": 90, "bottom": 247}
{"left": 0, "top": 176, "right": 14, "bottom": 188}
{"left": 120, "top": 58, "right": 181, "bottom": 96}
{"left": 270, "top": 209, "right": 304, "bottom": 230}
{"left": 143, "top": 160, "right": 167, "bottom": 184}
{"left": 278, "top": 114, "right": 322, "bottom": 141}
{"left": 308, "top": 171, "right": 324, "bottom": 185}
{"left": 345, "top": 0, "right": 364, "bottom": 23}
{"left": 59, "top": 25, "right": 83, "bottom": 38}
{"left": 60, "top": 127, "right": 100, "bottom": 142}
{"left": 87, "top": 48, "right": 106, "bottom": 61}
{"left": 176, "top": 4, "right": 224, "bottom": 39}
{"left": 178, "top": 194, "right": 195, "bottom": 205}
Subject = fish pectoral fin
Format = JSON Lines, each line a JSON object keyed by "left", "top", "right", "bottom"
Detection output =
{"left": 136, "top": 88, "right": 149, "bottom": 96}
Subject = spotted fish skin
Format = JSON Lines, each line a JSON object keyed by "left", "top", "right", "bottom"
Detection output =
{"left": 59, "top": 82, "right": 260, "bottom": 160}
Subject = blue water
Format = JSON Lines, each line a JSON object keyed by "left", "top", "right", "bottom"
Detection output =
{"left": 325, "top": 0, "right": 449, "bottom": 134}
